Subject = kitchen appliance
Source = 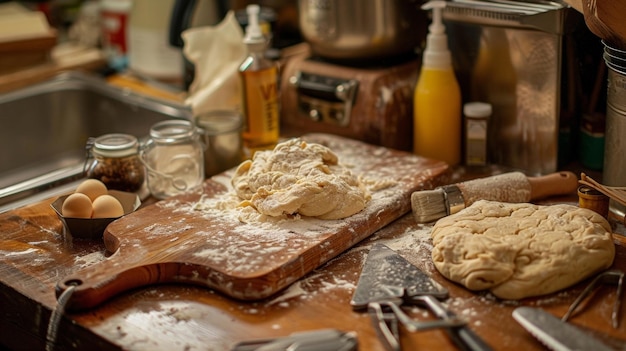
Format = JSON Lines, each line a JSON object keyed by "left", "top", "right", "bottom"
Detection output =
{"left": 282, "top": 0, "right": 428, "bottom": 151}
{"left": 281, "top": 51, "right": 421, "bottom": 151}
{"left": 441, "top": 0, "right": 581, "bottom": 175}
{"left": 298, "top": 0, "right": 428, "bottom": 62}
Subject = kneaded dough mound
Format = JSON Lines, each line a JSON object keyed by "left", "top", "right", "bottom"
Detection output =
{"left": 431, "top": 200, "right": 615, "bottom": 300}
{"left": 231, "top": 138, "right": 370, "bottom": 220}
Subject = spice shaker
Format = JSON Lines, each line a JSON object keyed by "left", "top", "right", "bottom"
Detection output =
{"left": 464, "top": 102, "right": 492, "bottom": 167}
{"left": 141, "top": 119, "right": 205, "bottom": 199}
{"left": 85, "top": 133, "right": 147, "bottom": 198}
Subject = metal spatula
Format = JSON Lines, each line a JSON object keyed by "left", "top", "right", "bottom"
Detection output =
{"left": 350, "top": 242, "right": 448, "bottom": 310}
{"left": 351, "top": 243, "right": 493, "bottom": 351}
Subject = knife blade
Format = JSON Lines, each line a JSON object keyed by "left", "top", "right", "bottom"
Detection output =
{"left": 512, "top": 307, "right": 613, "bottom": 351}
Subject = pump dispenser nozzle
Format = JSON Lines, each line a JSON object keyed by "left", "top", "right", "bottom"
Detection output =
{"left": 421, "top": 0, "right": 451, "bottom": 69}
{"left": 244, "top": 4, "right": 264, "bottom": 44}
{"left": 413, "top": 0, "right": 461, "bottom": 165}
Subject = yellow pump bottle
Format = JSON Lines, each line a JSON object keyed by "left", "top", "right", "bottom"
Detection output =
{"left": 413, "top": 1, "right": 461, "bottom": 165}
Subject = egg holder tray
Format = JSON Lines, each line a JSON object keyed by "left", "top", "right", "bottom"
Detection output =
{"left": 51, "top": 190, "right": 141, "bottom": 240}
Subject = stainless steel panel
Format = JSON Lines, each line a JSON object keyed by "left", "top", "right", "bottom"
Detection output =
{"left": 442, "top": 1, "right": 578, "bottom": 175}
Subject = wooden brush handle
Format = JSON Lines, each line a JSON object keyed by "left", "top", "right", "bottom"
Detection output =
{"left": 458, "top": 171, "right": 578, "bottom": 205}
{"left": 528, "top": 171, "right": 578, "bottom": 200}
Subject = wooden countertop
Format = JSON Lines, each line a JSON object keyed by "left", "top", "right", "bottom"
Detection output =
{"left": 1, "top": 173, "right": 626, "bottom": 351}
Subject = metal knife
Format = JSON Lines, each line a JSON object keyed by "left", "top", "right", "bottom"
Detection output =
{"left": 230, "top": 329, "right": 358, "bottom": 351}
{"left": 512, "top": 307, "right": 613, "bottom": 351}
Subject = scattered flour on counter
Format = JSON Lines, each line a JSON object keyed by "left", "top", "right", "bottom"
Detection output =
{"left": 530, "top": 290, "right": 575, "bottom": 306}
{"left": 320, "top": 276, "right": 356, "bottom": 292}
{"left": 266, "top": 280, "right": 310, "bottom": 306}
{"left": 2, "top": 248, "right": 41, "bottom": 256}
{"left": 375, "top": 223, "right": 438, "bottom": 274}
{"left": 74, "top": 251, "right": 106, "bottom": 269}
{"left": 143, "top": 223, "right": 194, "bottom": 238}
{"left": 381, "top": 224, "right": 433, "bottom": 252}
{"left": 264, "top": 267, "right": 360, "bottom": 308}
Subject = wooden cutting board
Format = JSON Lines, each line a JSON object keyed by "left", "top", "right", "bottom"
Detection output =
{"left": 57, "top": 134, "right": 448, "bottom": 310}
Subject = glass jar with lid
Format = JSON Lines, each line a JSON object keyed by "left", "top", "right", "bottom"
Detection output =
{"left": 141, "top": 119, "right": 205, "bottom": 199}
{"left": 85, "top": 133, "right": 147, "bottom": 198}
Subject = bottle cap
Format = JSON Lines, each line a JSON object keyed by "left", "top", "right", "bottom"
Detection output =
{"left": 421, "top": 1, "right": 451, "bottom": 69}
{"left": 244, "top": 4, "right": 265, "bottom": 44}
{"left": 464, "top": 102, "right": 492, "bottom": 118}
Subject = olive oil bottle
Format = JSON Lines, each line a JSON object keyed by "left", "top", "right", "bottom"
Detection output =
{"left": 239, "top": 4, "right": 280, "bottom": 155}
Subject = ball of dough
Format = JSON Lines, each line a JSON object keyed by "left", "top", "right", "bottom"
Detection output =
{"left": 431, "top": 200, "right": 615, "bottom": 300}
{"left": 62, "top": 193, "right": 93, "bottom": 218}
{"left": 76, "top": 179, "right": 108, "bottom": 202}
{"left": 92, "top": 195, "right": 124, "bottom": 218}
{"left": 231, "top": 138, "right": 370, "bottom": 220}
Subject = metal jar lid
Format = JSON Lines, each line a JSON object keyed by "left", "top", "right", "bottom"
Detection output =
{"left": 92, "top": 133, "right": 140, "bottom": 158}
{"left": 149, "top": 119, "right": 197, "bottom": 144}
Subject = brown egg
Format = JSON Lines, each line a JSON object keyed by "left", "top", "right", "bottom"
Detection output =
{"left": 76, "top": 179, "right": 108, "bottom": 202}
{"left": 62, "top": 193, "right": 93, "bottom": 218}
{"left": 92, "top": 195, "right": 124, "bottom": 218}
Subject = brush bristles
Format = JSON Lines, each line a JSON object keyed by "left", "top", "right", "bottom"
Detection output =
{"left": 411, "top": 188, "right": 447, "bottom": 223}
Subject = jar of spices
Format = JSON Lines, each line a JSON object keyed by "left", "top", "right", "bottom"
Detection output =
{"left": 141, "top": 119, "right": 205, "bottom": 199}
{"left": 85, "top": 133, "right": 147, "bottom": 198}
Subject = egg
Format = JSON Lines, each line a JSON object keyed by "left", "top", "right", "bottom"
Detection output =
{"left": 75, "top": 179, "right": 109, "bottom": 201}
{"left": 61, "top": 193, "right": 93, "bottom": 218}
{"left": 92, "top": 194, "right": 125, "bottom": 218}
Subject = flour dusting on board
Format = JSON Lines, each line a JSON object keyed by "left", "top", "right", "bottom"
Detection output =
{"left": 74, "top": 251, "right": 106, "bottom": 269}
{"left": 168, "top": 168, "right": 403, "bottom": 274}
{"left": 114, "top": 134, "right": 447, "bottom": 300}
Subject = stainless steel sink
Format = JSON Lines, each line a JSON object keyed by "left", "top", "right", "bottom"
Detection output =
{"left": 0, "top": 71, "right": 191, "bottom": 212}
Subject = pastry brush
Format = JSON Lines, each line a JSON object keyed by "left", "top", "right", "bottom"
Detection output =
{"left": 411, "top": 171, "right": 578, "bottom": 223}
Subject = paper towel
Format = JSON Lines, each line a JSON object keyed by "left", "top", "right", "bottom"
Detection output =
{"left": 182, "top": 11, "right": 246, "bottom": 116}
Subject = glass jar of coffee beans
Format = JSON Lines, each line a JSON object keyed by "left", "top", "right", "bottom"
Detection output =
{"left": 85, "top": 133, "right": 148, "bottom": 199}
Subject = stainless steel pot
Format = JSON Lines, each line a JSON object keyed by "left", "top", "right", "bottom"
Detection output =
{"left": 298, "top": 0, "right": 428, "bottom": 62}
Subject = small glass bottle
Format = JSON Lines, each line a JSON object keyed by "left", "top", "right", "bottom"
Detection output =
{"left": 141, "top": 119, "right": 205, "bottom": 199}
{"left": 85, "top": 133, "right": 147, "bottom": 198}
